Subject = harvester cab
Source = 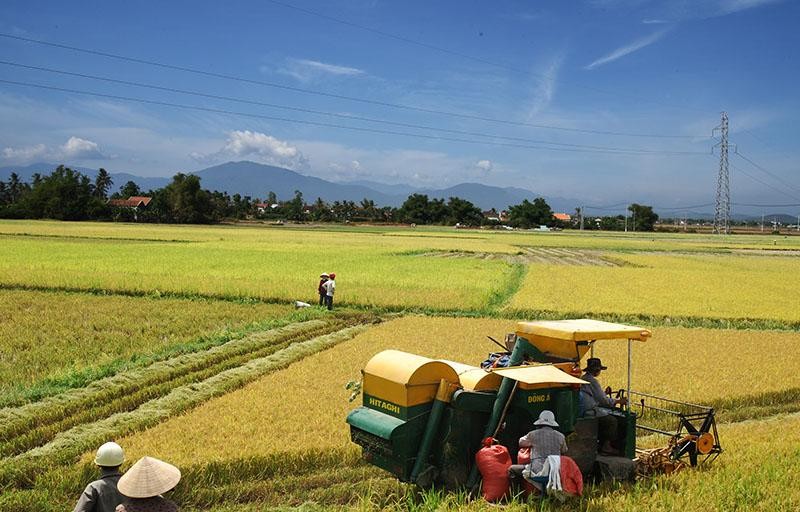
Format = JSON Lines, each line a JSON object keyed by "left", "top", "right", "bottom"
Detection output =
{"left": 346, "top": 318, "right": 721, "bottom": 491}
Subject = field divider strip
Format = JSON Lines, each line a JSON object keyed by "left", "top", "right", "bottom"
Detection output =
{"left": 4, "top": 284, "right": 798, "bottom": 331}
{"left": 0, "top": 316, "right": 374, "bottom": 457}
{"left": 486, "top": 262, "right": 527, "bottom": 311}
{"left": 0, "top": 323, "right": 371, "bottom": 490}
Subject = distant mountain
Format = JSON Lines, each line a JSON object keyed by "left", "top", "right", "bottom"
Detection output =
{"left": 191, "top": 161, "right": 396, "bottom": 204}
{"left": 0, "top": 163, "right": 169, "bottom": 194}
{"left": 415, "top": 182, "right": 577, "bottom": 212}
{"left": 1, "top": 160, "right": 579, "bottom": 211}
{"left": 341, "top": 179, "right": 418, "bottom": 197}
{"left": 107, "top": 173, "right": 170, "bottom": 193}
{"left": 0, "top": 162, "right": 100, "bottom": 182}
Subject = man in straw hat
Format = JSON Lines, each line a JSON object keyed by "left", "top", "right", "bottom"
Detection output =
{"left": 115, "top": 456, "right": 181, "bottom": 512}
{"left": 581, "top": 357, "right": 626, "bottom": 454}
{"left": 74, "top": 441, "right": 126, "bottom": 512}
{"left": 508, "top": 410, "right": 568, "bottom": 490}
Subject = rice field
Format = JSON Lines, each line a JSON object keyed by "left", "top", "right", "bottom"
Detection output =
{"left": 0, "top": 289, "right": 296, "bottom": 406}
{"left": 2, "top": 220, "right": 799, "bottom": 511}
{"left": 509, "top": 252, "right": 800, "bottom": 323}
{"left": 116, "top": 316, "right": 800, "bottom": 465}
{"left": 0, "top": 230, "right": 516, "bottom": 310}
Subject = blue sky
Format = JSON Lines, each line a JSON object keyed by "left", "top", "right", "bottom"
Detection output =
{"left": 0, "top": 0, "right": 798, "bottom": 212}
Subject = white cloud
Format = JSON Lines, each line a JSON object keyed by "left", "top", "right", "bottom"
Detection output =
{"left": 476, "top": 160, "right": 493, "bottom": 172}
{"left": 1, "top": 136, "right": 109, "bottom": 164}
{"left": 192, "top": 130, "right": 309, "bottom": 170}
{"left": 592, "top": 0, "right": 787, "bottom": 22}
{"left": 278, "top": 58, "right": 366, "bottom": 82}
{"left": 585, "top": 29, "right": 670, "bottom": 70}
{"left": 718, "top": 0, "right": 784, "bottom": 15}
{"left": 60, "top": 136, "right": 107, "bottom": 159}
{"left": 1, "top": 143, "right": 47, "bottom": 162}
{"left": 528, "top": 51, "right": 565, "bottom": 118}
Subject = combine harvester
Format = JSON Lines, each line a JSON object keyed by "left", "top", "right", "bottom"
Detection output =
{"left": 346, "top": 319, "right": 721, "bottom": 491}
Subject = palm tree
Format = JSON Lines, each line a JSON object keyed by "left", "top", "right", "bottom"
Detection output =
{"left": 94, "top": 168, "right": 113, "bottom": 199}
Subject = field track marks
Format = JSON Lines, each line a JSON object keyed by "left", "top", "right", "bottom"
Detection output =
{"left": 1, "top": 323, "right": 371, "bottom": 486}
{"left": 415, "top": 247, "right": 623, "bottom": 266}
{"left": 487, "top": 263, "right": 527, "bottom": 311}
{"left": 0, "top": 315, "right": 377, "bottom": 461}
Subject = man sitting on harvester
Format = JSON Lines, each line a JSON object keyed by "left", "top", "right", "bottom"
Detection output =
{"left": 581, "top": 357, "right": 627, "bottom": 455}
{"left": 507, "top": 410, "right": 569, "bottom": 492}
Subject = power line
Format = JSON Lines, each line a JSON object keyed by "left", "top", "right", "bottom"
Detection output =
{"left": 0, "top": 32, "right": 706, "bottom": 139}
{"left": 0, "top": 78, "right": 712, "bottom": 157}
{"left": 742, "top": 128, "right": 795, "bottom": 163}
{"left": 733, "top": 202, "right": 800, "bottom": 208}
{"left": 654, "top": 203, "right": 715, "bottom": 211}
{"left": 734, "top": 150, "right": 800, "bottom": 196}
{"left": 264, "top": 0, "right": 711, "bottom": 114}
{"left": 730, "top": 162, "right": 800, "bottom": 203}
{"left": 0, "top": 59, "right": 709, "bottom": 155}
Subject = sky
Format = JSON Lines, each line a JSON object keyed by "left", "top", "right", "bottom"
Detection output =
{"left": 0, "top": 0, "right": 798, "bottom": 214}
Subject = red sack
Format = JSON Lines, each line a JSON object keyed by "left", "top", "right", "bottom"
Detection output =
{"left": 517, "top": 447, "right": 531, "bottom": 465}
{"left": 476, "top": 437, "right": 511, "bottom": 502}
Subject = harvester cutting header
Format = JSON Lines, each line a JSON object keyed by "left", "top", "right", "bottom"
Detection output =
{"left": 346, "top": 318, "right": 721, "bottom": 496}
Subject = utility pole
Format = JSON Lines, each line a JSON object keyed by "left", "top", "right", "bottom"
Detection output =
{"left": 632, "top": 208, "right": 636, "bottom": 232}
{"left": 761, "top": 213, "right": 765, "bottom": 233}
{"left": 713, "top": 112, "right": 731, "bottom": 234}
{"left": 580, "top": 207, "right": 584, "bottom": 231}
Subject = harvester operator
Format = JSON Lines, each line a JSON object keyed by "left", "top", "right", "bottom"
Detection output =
{"left": 580, "top": 357, "right": 626, "bottom": 454}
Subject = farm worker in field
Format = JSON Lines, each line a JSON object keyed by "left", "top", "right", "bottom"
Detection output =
{"left": 323, "top": 272, "right": 336, "bottom": 310}
{"left": 73, "top": 441, "right": 125, "bottom": 512}
{"left": 507, "top": 410, "right": 568, "bottom": 491}
{"left": 580, "top": 357, "right": 626, "bottom": 454}
{"left": 115, "top": 456, "right": 181, "bottom": 512}
{"left": 318, "top": 273, "right": 329, "bottom": 306}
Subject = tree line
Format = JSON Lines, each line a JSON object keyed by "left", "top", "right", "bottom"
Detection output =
{"left": 0, "top": 165, "right": 657, "bottom": 230}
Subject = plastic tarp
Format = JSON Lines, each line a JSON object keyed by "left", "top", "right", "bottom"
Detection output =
{"left": 491, "top": 365, "right": 588, "bottom": 386}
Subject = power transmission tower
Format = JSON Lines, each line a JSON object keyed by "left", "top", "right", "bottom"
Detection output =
{"left": 713, "top": 112, "right": 730, "bottom": 234}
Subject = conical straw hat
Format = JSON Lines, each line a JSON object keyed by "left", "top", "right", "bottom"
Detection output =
{"left": 117, "top": 456, "right": 181, "bottom": 498}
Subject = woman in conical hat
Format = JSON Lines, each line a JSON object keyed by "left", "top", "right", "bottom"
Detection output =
{"left": 115, "top": 456, "right": 181, "bottom": 512}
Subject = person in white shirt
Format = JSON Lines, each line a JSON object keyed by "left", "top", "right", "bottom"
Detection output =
{"left": 323, "top": 272, "right": 336, "bottom": 310}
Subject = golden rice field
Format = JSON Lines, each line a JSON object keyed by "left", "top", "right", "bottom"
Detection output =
{"left": 3, "top": 220, "right": 799, "bottom": 321}
{"left": 118, "top": 316, "right": 800, "bottom": 465}
{"left": 0, "top": 232, "right": 514, "bottom": 310}
{"left": 2, "top": 220, "right": 800, "bottom": 511}
{"left": 0, "top": 289, "right": 294, "bottom": 404}
{"left": 4, "top": 219, "right": 800, "bottom": 252}
{"left": 509, "top": 252, "right": 800, "bottom": 322}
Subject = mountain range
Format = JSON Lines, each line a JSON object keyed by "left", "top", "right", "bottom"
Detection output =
{"left": 4, "top": 161, "right": 793, "bottom": 222}
{"left": 0, "top": 161, "right": 578, "bottom": 212}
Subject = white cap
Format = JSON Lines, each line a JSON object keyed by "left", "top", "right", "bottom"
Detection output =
{"left": 94, "top": 442, "right": 125, "bottom": 467}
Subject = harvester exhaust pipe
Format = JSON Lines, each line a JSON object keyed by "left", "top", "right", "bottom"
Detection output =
{"left": 410, "top": 379, "right": 456, "bottom": 484}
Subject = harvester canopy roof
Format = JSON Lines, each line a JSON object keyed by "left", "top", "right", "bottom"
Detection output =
{"left": 491, "top": 365, "right": 588, "bottom": 386}
{"left": 439, "top": 360, "right": 502, "bottom": 391}
{"left": 516, "top": 319, "right": 651, "bottom": 342}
